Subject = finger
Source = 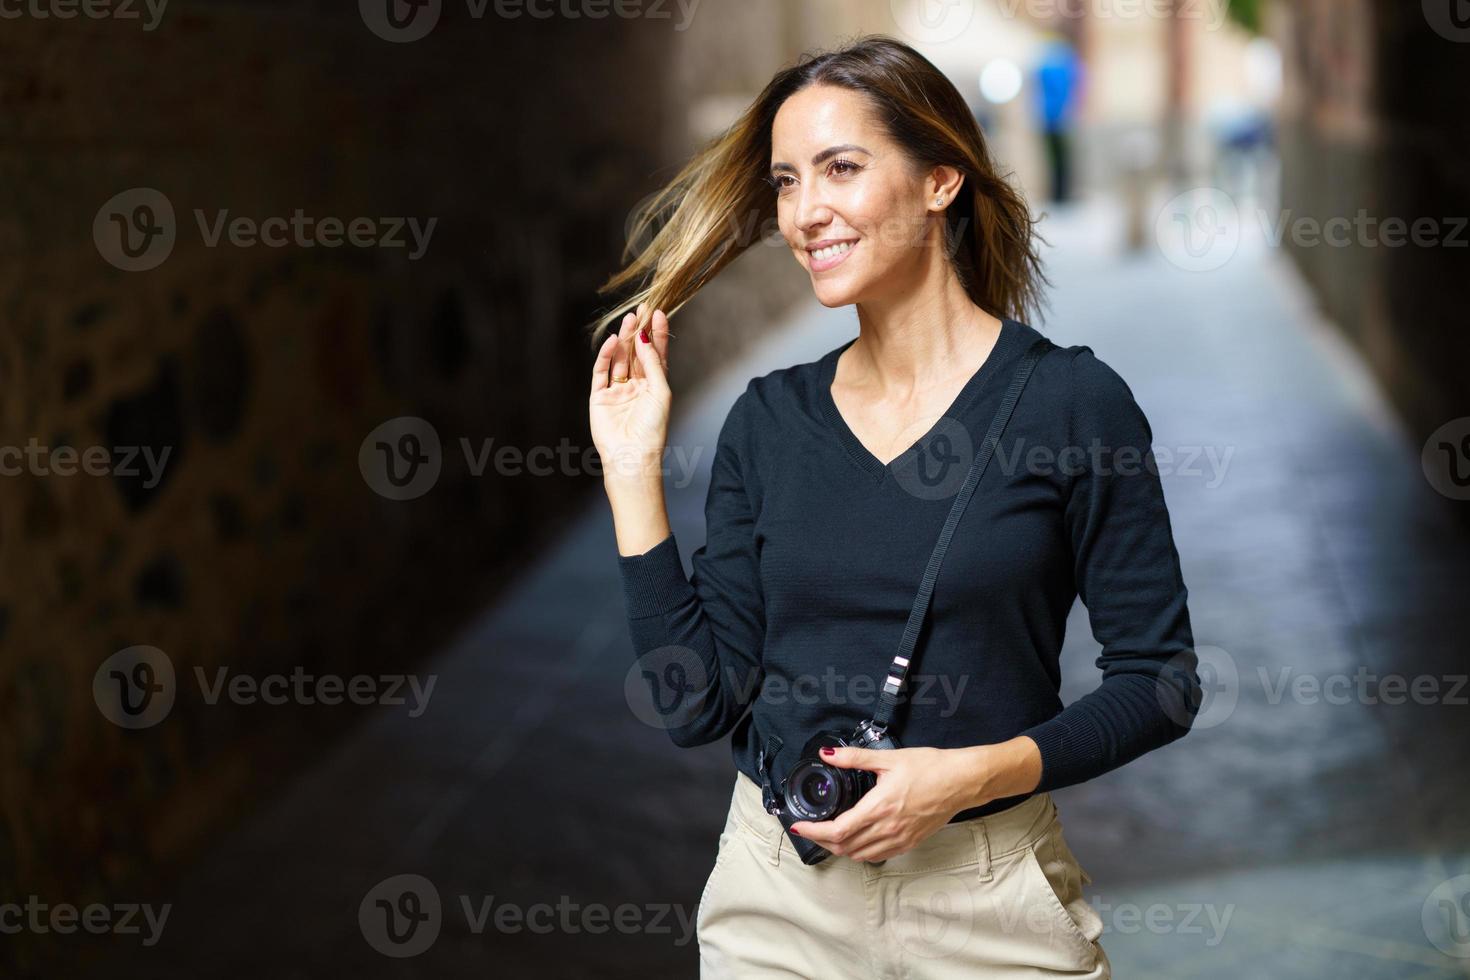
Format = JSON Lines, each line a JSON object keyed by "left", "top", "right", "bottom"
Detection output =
{"left": 590, "top": 330, "right": 621, "bottom": 395}
{"left": 789, "top": 791, "right": 882, "bottom": 848}
{"left": 829, "top": 813, "right": 896, "bottom": 857}
{"left": 630, "top": 300, "right": 653, "bottom": 380}
{"left": 649, "top": 308, "right": 672, "bottom": 365}
{"left": 609, "top": 313, "right": 636, "bottom": 387}
{"left": 611, "top": 305, "right": 642, "bottom": 385}
{"left": 629, "top": 300, "right": 651, "bottom": 380}
{"left": 849, "top": 838, "right": 902, "bottom": 863}
{"left": 633, "top": 314, "right": 670, "bottom": 397}
{"left": 822, "top": 746, "right": 892, "bottom": 772}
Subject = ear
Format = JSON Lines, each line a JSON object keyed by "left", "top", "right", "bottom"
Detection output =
{"left": 928, "top": 165, "right": 966, "bottom": 209}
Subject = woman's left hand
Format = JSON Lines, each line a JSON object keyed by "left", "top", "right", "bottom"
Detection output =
{"left": 788, "top": 737, "right": 1042, "bottom": 863}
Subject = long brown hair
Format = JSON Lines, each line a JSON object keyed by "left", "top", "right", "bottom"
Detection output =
{"left": 588, "top": 34, "right": 1050, "bottom": 348}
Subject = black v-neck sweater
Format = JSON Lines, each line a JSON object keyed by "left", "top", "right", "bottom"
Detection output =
{"left": 616, "top": 317, "right": 1201, "bottom": 822}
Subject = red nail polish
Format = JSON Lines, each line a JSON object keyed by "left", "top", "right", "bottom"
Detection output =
{"left": 791, "top": 827, "right": 801, "bottom": 836}
{"left": 820, "top": 746, "right": 835, "bottom": 756}
{"left": 639, "top": 328, "right": 650, "bottom": 343}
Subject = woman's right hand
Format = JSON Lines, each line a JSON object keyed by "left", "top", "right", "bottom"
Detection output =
{"left": 590, "top": 303, "right": 672, "bottom": 485}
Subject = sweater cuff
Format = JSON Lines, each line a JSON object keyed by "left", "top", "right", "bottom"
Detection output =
{"left": 616, "top": 532, "right": 692, "bottom": 619}
{"left": 1020, "top": 711, "right": 1105, "bottom": 794}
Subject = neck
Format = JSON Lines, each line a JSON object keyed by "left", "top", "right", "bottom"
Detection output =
{"left": 847, "top": 240, "right": 1002, "bottom": 394}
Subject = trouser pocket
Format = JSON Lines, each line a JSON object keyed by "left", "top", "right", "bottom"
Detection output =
{"left": 696, "top": 804, "right": 743, "bottom": 934}
{"left": 1017, "top": 823, "right": 1105, "bottom": 961}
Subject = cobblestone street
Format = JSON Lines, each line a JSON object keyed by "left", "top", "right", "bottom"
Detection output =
{"left": 109, "top": 198, "right": 1470, "bottom": 979}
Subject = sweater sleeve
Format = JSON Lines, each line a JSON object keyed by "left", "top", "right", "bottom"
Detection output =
{"left": 1020, "top": 347, "right": 1202, "bottom": 792}
{"left": 615, "top": 386, "right": 766, "bottom": 748}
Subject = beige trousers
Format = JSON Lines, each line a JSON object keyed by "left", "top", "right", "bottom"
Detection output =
{"left": 696, "top": 771, "right": 1111, "bottom": 979}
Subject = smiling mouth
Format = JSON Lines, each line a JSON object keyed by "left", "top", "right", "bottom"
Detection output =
{"left": 807, "top": 240, "right": 857, "bottom": 272}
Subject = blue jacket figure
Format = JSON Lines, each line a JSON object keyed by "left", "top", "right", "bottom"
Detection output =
{"left": 1034, "top": 35, "right": 1082, "bottom": 203}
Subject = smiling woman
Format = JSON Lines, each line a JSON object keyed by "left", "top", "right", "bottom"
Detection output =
{"left": 587, "top": 34, "right": 1200, "bottom": 980}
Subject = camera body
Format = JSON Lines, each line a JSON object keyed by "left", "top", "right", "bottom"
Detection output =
{"left": 770, "top": 719, "right": 900, "bottom": 865}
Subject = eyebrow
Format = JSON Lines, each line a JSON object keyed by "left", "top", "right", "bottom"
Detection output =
{"left": 769, "top": 143, "right": 871, "bottom": 176}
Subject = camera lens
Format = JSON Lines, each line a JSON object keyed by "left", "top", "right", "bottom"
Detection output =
{"left": 789, "top": 762, "right": 843, "bottom": 821}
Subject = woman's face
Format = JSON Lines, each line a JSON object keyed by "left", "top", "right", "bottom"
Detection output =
{"left": 769, "top": 83, "right": 952, "bottom": 308}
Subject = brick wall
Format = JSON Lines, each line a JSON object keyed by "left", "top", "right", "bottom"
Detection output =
{"left": 0, "top": 4, "right": 812, "bottom": 971}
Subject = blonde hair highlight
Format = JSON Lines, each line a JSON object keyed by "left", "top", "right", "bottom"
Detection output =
{"left": 587, "top": 34, "right": 1051, "bottom": 348}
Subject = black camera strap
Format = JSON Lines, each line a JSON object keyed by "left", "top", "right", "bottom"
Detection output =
{"left": 757, "top": 336, "right": 1054, "bottom": 815}
{"left": 869, "top": 335, "right": 1053, "bottom": 735}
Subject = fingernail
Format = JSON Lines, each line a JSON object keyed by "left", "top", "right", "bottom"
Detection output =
{"left": 820, "top": 746, "right": 835, "bottom": 756}
{"left": 639, "top": 328, "right": 650, "bottom": 343}
{"left": 791, "top": 827, "right": 801, "bottom": 836}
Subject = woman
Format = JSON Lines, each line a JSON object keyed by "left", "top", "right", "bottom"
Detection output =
{"left": 587, "top": 36, "right": 1200, "bottom": 978}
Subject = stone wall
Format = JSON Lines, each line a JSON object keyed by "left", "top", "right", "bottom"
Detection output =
{"left": 0, "top": 3, "right": 813, "bottom": 971}
{"left": 1275, "top": 0, "right": 1470, "bottom": 458}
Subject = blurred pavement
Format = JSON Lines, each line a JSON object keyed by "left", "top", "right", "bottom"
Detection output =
{"left": 107, "top": 197, "right": 1470, "bottom": 979}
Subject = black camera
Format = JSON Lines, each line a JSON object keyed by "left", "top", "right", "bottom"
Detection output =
{"left": 767, "top": 719, "right": 900, "bottom": 866}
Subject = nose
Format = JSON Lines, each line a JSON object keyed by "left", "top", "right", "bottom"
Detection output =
{"left": 792, "top": 180, "right": 832, "bottom": 238}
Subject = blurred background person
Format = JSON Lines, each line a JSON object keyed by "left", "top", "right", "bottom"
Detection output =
{"left": 1033, "top": 31, "right": 1084, "bottom": 203}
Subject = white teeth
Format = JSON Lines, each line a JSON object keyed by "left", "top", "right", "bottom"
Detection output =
{"left": 812, "top": 242, "right": 853, "bottom": 261}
